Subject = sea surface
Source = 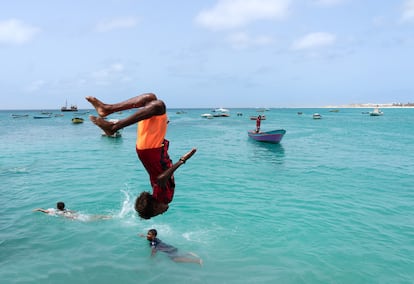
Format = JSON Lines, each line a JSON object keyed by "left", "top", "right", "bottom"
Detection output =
{"left": 1, "top": 108, "right": 413, "bottom": 284}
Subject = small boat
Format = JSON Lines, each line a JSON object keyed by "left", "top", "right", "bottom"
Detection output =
{"left": 61, "top": 100, "right": 78, "bottom": 112}
{"left": 213, "top": 112, "right": 230, "bottom": 117}
{"left": 369, "top": 107, "right": 383, "bottom": 116}
{"left": 212, "top": 108, "right": 230, "bottom": 117}
{"left": 33, "top": 115, "right": 51, "bottom": 119}
{"left": 201, "top": 113, "right": 213, "bottom": 119}
{"left": 212, "top": 107, "right": 229, "bottom": 113}
{"left": 297, "top": 112, "right": 303, "bottom": 115}
{"left": 75, "top": 111, "right": 90, "bottom": 115}
{"left": 11, "top": 114, "right": 29, "bottom": 118}
{"left": 101, "top": 119, "right": 122, "bottom": 137}
{"left": 71, "top": 117, "right": 84, "bottom": 124}
{"left": 313, "top": 113, "right": 322, "bottom": 119}
{"left": 248, "top": 129, "right": 286, "bottom": 144}
{"left": 250, "top": 115, "right": 266, "bottom": 120}
{"left": 329, "top": 109, "right": 340, "bottom": 112}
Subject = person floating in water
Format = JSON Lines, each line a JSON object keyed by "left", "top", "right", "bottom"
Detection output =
{"left": 139, "top": 229, "right": 202, "bottom": 265}
{"left": 33, "top": 201, "right": 111, "bottom": 221}
{"left": 86, "top": 93, "right": 196, "bottom": 219}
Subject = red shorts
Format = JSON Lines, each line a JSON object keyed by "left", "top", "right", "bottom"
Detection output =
{"left": 136, "top": 139, "right": 175, "bottom": 204}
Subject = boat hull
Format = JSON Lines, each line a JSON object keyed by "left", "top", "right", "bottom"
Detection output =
{"left": 72, "top": 117, "right": 84, "bottom": 124}
{"left": 248, "top": 129, "right": 286, "bottom": 143}
{"left": 369, "top": 112, "right": 383, "bottom": 116}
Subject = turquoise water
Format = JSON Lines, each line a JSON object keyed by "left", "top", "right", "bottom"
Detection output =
{"left": 1, "top": 108, "right": 414, "bottom": 284}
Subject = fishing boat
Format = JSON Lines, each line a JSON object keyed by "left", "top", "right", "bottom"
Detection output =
{"left": 61, "top": 100, "right": 78, "bottom": 112}
{"left": 11, "top": 114, "right": 29, "bottom": 118}
{"left": 369, "top": 107, "right": 383, "bottom": 116}
{"left": 212, "top": 108, "right": 230, "bottom": 117}
{"left": 248, "top": 129, "right": 286, "bottom": 144}
{"left": 201, "top": 113, "right": 213, "bottom": 119}
{"left": 33, "top": 115, "right": 52, "bottom": 119}
{"left": 313, "top": 113, "right": 322, "bottom": 119}
{"left": 71, "top": 117, "right": 84, "bottom": 124}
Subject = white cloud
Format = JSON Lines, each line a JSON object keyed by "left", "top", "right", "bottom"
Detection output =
{"left": 195, "top": 0, "right": 291, "bottom": 30}
{"left": 401, "top": 0, "right": 414, "bottom": 23}
{"left": 96, "top": 17, "right": 138, "bottom": 32}
{"left": 292, "top": 32, "right": 336, "bottom": 50}
{"left": 91, "top": 63, "right": 131, "bottom": 85}
{"left": 227, "top": 32, "right": 273, "bottom": 49}
{"left": 0, "top": 19, "right": 40, "bottom": 45}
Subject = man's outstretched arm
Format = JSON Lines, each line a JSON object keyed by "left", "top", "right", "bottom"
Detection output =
{"left": 33, "top": 208, "right": 49, "bottom": 214}
{"left": 157, "top": 148, "right": 197, "bottom": 187}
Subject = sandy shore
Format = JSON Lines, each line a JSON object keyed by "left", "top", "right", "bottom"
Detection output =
{"left": 323, "top": 104, "right": 414, "bottom": 108}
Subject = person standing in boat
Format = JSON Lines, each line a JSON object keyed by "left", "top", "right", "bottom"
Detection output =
{"left": 85, "top": 93, "right": 196, "bottom": 219}
{"left": 256, "top": 115, "right": 262, "bottom": 133}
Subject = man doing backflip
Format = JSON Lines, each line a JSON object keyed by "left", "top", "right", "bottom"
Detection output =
{"left": 86, "top": 93, "right": 196, "bottom": 219}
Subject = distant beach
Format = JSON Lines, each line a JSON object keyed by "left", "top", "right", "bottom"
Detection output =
{"left": 323, "top": 103, "right": 414, "bottom": 108}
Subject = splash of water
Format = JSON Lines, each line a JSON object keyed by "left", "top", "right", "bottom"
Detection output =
{"left": 118, "top": 185, "right": 136, "bottom": 219}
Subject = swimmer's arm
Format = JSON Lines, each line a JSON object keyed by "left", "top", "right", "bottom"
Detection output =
{"left": 137, "top": 234, "right": 157, "bottom": 256}
{"left": 151, "top": 247, "right": 157, "bottom": 256}
{"left": 33, "top": 208, "right": 49, "bottom": 214}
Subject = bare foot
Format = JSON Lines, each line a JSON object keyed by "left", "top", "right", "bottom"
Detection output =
{"left": 179, "top": 148, "right": 197, "bottom": 163}
{"left": 89, "top": 115, "right": 116, "bottom": 136}
{"left": 85, "top": 96, "right": 110, "bottom": 117}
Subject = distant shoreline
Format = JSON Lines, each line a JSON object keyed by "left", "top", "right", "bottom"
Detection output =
{"left": 323, "top": 103, "right": 414, "bottom": 108}
{"left": 2, "top": 104, "right": 414, "bottom": 111}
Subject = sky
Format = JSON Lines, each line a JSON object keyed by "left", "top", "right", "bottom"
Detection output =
{"left": 1, "top": 0, "right": 413, "bottom": 109}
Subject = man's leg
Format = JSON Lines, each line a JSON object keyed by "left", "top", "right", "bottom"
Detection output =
{"left": 157, "top": 148, "right": 197, "bottom": 187}
{"left": 86, "top": 93, "right": 158, "bottom": 117}
{"left": 172, "top": 252, "right": 202, "bottom": 265}
{"left": 88, "top": 96, "right": 166, "bottom": 136}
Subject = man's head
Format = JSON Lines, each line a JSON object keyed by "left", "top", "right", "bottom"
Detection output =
{"left": 146, "top": 229, "right": 157, "bottom": 241}
{"left": 56, "top": 202, "right": 65, "bottom": 211}
{"left": 135, "top": 192, "right": 169, "bottom": 219}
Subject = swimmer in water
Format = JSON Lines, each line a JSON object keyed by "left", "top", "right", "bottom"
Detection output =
{"left": 33, "top": 201, "right": 111, "bottom": 221}
{"left": 139, "top": 229, "right": 202, "bottom": 265}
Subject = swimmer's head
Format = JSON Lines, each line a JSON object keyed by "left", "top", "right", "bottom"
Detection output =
{"left": 148, "top": 229, "right": 157, "bottom": 237}
{"left": 56, "top": 202, "right": 65, "bottom": 211}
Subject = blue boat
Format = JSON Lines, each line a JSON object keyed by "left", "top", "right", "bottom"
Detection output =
{"left": 248, "top": 129, "right": 286, "bottom": 143}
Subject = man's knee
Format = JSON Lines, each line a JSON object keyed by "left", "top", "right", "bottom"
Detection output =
{"left": 152, "top": 100, "right": 166, "bottom": 114}
{"left": 141, "top": 93, "right": 158, "bottom": 103}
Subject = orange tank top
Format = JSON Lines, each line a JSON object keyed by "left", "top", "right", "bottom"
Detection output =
{"left": 136, "top": 114, "right": 168, "bottom": 150}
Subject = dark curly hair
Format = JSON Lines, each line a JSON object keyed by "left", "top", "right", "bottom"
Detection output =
{"left": 57, "top": 202, "right": 65, "bottom": 211}
{"left": 135, "top": 192, "right": 154, "bottom": 219}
